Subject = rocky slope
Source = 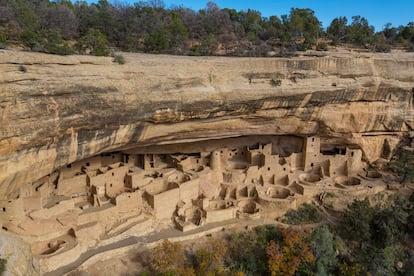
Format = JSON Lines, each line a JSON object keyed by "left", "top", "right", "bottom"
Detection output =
{"left": 1, "top": 49, "right": 414, "bottom": 198}
{"left": 0, "top": 231, "right": 39, "bottom": 275}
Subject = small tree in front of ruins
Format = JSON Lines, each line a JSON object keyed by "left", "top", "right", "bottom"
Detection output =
{"left": 151, "top": 239, "right": 195, "bottom": 275}
{"left": 389, "top": 151, "right": 414, "bottom": 184}
{"left": 266, "top": 228, "right": 316, "bottom": 276}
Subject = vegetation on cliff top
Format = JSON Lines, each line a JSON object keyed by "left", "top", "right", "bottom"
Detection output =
{"left": 1, "top": 0, "right": 414, "bottom": 56}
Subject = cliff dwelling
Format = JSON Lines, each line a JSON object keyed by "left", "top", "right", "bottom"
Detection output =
{"left": 0, "top": 134, "right": 390, "bottom": 271}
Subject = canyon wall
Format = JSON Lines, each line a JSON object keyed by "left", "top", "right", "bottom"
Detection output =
{"left": 1, "top": 49, "right": 414, "bottom": 198}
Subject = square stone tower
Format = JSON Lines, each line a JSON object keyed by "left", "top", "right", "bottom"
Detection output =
{"left": 303, "top": 136, "right": 321, "bottom": 172}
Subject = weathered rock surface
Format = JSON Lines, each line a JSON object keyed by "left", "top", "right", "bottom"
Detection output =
{"left": 0, "top": 232, "right": 39, "bottom": 275}
{"left": 1, "top": 49, "right": 414, "bottom": 198}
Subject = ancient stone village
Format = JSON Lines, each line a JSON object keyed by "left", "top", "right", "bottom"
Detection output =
{"left": 0, "top": 134, "right": 388, "bottom": 271}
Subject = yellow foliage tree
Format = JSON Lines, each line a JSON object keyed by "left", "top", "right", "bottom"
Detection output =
{"left": 194, "top": 238, "right": 228, "bottom": 275}
{"left": 266, "top": 228, "right": 316, "bottom": 276}
{"left": 151, "top": 239, "right": 195, "bottom": 276}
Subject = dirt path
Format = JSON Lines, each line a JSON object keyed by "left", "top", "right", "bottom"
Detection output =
{"left": 43, "top": 236, "right": 138, "bottom": 276}
{"left": 45, "top": 210, "right": 335, "bottom": 276}
{"left": 45, "top": 218, "right": 241, "bottom": 276}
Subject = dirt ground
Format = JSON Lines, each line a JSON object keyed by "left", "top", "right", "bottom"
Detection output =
{"left": 72, "top": 222, "right": 250, "bottom": 275}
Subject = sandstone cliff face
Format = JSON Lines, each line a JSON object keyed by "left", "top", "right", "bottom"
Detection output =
{"left": 1, "top": 49, "right": 414, "bottom": 198}
{"left": 0, "top": 232, "right": 39, "bottom": 275}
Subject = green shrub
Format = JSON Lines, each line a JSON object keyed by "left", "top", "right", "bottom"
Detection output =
{"left": 409, "top": 192, "right": 414, "bottom": 203}
{"left": 374, "top": 42, "right": 391, "bottom": 53}
{"left": 39, "top": 29, "right": 73, "bottom": 55}
{"left": 330, "top": 38, "right": 339, "bottom": 46}
{"left": 44, "top": 43, "right": 73, "bottom": 55}
{"left": 77, "top": 29, "right": 110, "bottom": 56}
{"left": 0, "top": 32, "right": 7, "bottom": 48}
{"left": 20, "top": 29, "right": 73, "bottom": 55}
{"left": 325, "top": 192, "right": 336, "bottom": 198}
{"left": 270, "top": 79, "right": 282, "bottom": 86}
{"left": 227, "top": 225, "right": 281, "bottom": 275}
{"left": 0, "top": 258, "right": 6, "bottom": 273}
{"left": 281, "top": 203, "right": 322, "bottom": 224}
{"left": 341, "top": 198, "right": 373, "bottom": 245}
{"left": 389, "top": 151, "right": 414, "bottom": 184}
{"left": 189, "top": 45, "right": 201, "bottom": 56}
{"left": 299, "top": 34, "right": 316, "bottom": 51}
{"left": 18, "top": 65, "right": 27, "bottom": 73}
{"left": 0, "top": 32, "right": 5, "bottom": 42}
{"left": 20, "top": 30, "right": 40, "bottom": 50}
{"left": 311, "top": 225, "right": 336, "bottom": 275}
{"left": 113, "top": 54, "right": 125, "bottom": 64}
{"left": 316, "top": 42, "right": 328, "bottom": 51}
{"left": 143, "top": 29, "right": 169, "bottom": 53}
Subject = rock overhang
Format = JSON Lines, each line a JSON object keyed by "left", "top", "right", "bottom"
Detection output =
{"left": 1, "top": 49, "right": 414, "bottom": 198}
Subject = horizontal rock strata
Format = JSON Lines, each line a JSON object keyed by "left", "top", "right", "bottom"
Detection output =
{"left": 1, "top": 49, "right": 414, "bottom": 198}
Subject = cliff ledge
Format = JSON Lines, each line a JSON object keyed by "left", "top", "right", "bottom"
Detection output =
{"left": 1, "top": 49, "right": 414, "bottom": 198}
